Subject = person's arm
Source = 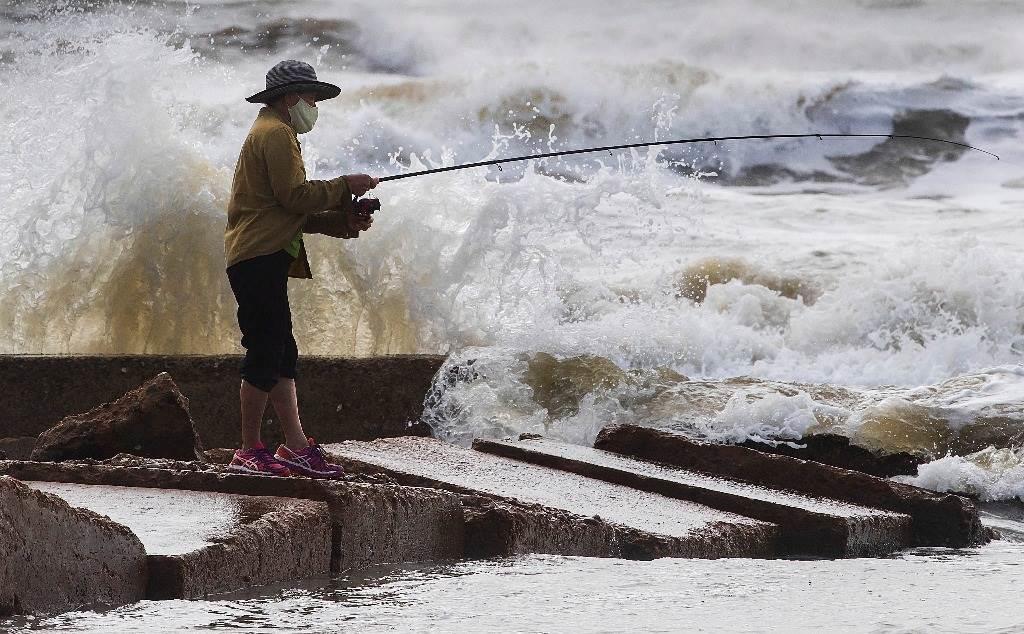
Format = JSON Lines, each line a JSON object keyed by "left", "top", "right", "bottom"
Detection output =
{"left": 264, "top": 127, "right": 352, "bottom": 215}
{"left": 304, "top": 198, "right": 376, "bottom": 238}
{"left": 304, "top": 206, "right": 359, "bottom": 238}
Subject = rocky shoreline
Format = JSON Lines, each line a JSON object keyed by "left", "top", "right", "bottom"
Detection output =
{"left": 0, "top": 356, "right": 991, "bottom": 618}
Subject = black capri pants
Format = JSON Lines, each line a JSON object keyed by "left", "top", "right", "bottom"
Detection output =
{"left": 227, "top": 250, "right": 298, "bottom": 392}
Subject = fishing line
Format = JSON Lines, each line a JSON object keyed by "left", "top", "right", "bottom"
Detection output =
{"left": 378, "top": 133, "right": 999, "bottom": 182}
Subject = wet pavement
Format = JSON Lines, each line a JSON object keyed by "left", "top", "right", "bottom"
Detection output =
{"left": 326, "top": 437, "right": 774, "bottom": 550}
{"left": 475, "top": 437, "right": 913, "bottom": 556}
{"left": 27, "top": 482, "right": 270, "bottom": 555}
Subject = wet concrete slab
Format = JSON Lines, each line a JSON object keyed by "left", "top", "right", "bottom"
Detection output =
{"left": 324, "top": 437, "right": 778, "bottom": 560}
{"left": 0, "top": 460, "right": 464, "bottom": 575}
{"left": 595, "top": 424, "right": 989, "bottom": 547}
{"left": 29, "top": 482, "right": 241, "bottom": 555}
{"left": 0, "top": 477, "right": 146, "bottom": 616}
{"left": 458, "top": 493, "right": 619, "bottom": 558}
{"left": 475, "top": 437, "right": 913, "bottom": 557}
{"left": 25, "top": 481, "right": 331, "bottom": 599}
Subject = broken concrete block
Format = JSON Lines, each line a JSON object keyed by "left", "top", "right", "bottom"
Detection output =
{"left": 31, "top": 373, "right": 203, "bottom": 462}
{"left": 26, "top": 481, "right": 332, "bottom": 600}
{"left": 475, "top": 437, "right": 913, "bottom": 557}
{"left": 0, "top": 461, "right": 464, "bottom": 575}
{"left": 324, "top": 437, "right": 778, "bottom": 560}
{"left": 325, "top": 482, "right": 465, "bottom": 572}
{"left": 595, "top": 424, "right": 988, "bottom": 547}
{"left": 0, "top": 476, "right": 146, "bottom": 616}
{"left": 740, "top": 433, "right": 923, "bottom": 477}
{"left": 459, "top": 494, "right": 618, "bottom": 558}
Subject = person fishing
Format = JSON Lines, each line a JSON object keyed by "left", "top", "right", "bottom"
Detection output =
{"left": 222, "top": 61, "right": 998, "bottom": 481}
{"left": 224, "top": 60, "right": 377, "bottom": 478}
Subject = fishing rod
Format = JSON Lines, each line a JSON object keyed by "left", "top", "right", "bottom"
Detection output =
{"left": 378, "top": 133, "right": 999, "bottom": 182}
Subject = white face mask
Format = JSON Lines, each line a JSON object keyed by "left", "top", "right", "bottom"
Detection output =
{"left": 287, "top": 98, "right": 318, "bottom": 134}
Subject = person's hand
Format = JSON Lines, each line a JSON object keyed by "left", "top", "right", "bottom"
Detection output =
{"left": 344, "top": 174, "right": 379, "bottom": 197}
{"left": 347, "top": 198, "right": 378, "bottom": 233}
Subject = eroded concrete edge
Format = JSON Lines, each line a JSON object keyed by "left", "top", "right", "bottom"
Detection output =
{"left": 595, "top": 424, "right": 988, "bottom": 547}
{"left": 146, "top": 500, "right": 332, "bottom": 599}
{"left": 327, "top": 446, "right": 778, "bottom": 560}
{"left": 0, "top": 476, "right": 147, "bottom": 616}
{"left": 474, "top": 438, "right": 912, "bottom": 557}
{"left": 0, "top": 461, "right": 465, "bottom": 575}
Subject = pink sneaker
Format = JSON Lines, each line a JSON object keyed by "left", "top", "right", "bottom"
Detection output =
{"left": 228, "top": 443, "right": 293, "bottom": 477}
{"left": 275, "top": 438, "right": 345, "bottom": 479}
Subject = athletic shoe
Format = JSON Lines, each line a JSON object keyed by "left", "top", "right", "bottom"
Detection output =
{"left": 275, "top": 438, "right": 345, "bottom": 479}
{"left": 228, "top": 443, "right": 293, "bottom": 477}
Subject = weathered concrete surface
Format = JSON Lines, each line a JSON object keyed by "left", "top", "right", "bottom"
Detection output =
{"left": 0, "top": 437, "right": 36, "bottom": 461}
{"left": 476, "top": 437, "right": 913, "bottom": 557}
{"left": 459, "top": 494, "right": 618, "bottom": 558}
{"left": 31, "top": 373, "right": 203, "bottom": 462}
{"left": 205, "top": 448, "right": 614, "bottom": 559}
{"left": 324, "top": 437, "right": 778, "bottom": 560}
{"left": 0, "top": 476, "right": 146, "bottom": 616}
{"left": 0, "top": 460, "right": 464, "bottom": 574}
{"left": 0, "top": 354, "right": 445, "bottom": 448}
{"left": 596, "top": 424, "right": 988, "bottom": 547}
{"left": 326, "top": 481, "right": 463, "bottom": 571}
{"left": 740, "top": 433, "right": 923, "bottom": 478}
{"left": 27, "top": 481, "right": 331, "bottom": 599}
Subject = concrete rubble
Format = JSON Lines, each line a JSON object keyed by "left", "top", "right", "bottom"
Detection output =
{"left": 0, "top": 359, "right": 994, "bottom": 620}
{"left": 0, "top": 476, "right": 147, "bottom": 616}
{"left": 595, "top": 423, "right": 989, "bottom": 547}
{"left": 475, "top": 437, "right": 913, "bottom": 557}
{"left": 0, "top": 460, "right": 465, "bottom": 576}
{"left": 31, "top": 372, "right": 203, "bottom": 462}
{"left": 324, "top": 436, "right": 779, "bottom": 560}
{"left": 27, "top": 481, "right": 332, "bottom": 600}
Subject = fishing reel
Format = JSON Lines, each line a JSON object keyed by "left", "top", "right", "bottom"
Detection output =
{"left": 353, "top": 197, "right": 380, "bottom": 218}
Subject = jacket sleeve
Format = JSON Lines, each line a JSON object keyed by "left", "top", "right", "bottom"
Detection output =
{"left": 303, "top": 208, "right": 360, "bottom": 238}
{"left": 263, "top": 126, "right": 352, "bottom": 215}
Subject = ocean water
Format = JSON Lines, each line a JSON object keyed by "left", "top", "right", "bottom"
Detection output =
{"left": 6, "top": 504, "right": 1024, "bottom": 633}
{"left": 6, "top": 0, "right": 1020, "bottom": 497}
{"left": 3, "top": 1, "right": 1024, "bottom": 629}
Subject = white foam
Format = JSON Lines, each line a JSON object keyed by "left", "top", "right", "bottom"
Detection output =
{"left": 898, "top": 447, "right": 1024, "bottom": 502}
{"left": 693, "top": 391, "right": 831, "bottom": 445}
{"left": 6, "top": 2, "right": 1024, "bottom": 495}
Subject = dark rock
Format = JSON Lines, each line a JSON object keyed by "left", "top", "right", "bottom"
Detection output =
{"left": 31, "top": 373, "right": 203, "bottom": 462}
{"left": 324, "top": 437, "right": 777, "bottom": 560}
{"left": 0, "top": 460, "right": 464, "bottom": 573}
{"left": 0, "top": 437, "right": 36, "bottom": 461}
{"left": 595, "top": 424, "right": 987, "bottom": 547}
{"left": 0, "top": 354, "right": 445, "bottom": 448}
{"left": 475, "top": 437, "right": 913, "bottom": 557}
{"left": 0, "top": 476, "right": 146, "bottom": 616}
{"left": 739, "top": 433, "right": 923, "bottom": 477}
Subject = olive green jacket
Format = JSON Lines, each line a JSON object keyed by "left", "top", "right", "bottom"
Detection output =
{"left": 224, "top": 107, "right": 357, "bottom": 279}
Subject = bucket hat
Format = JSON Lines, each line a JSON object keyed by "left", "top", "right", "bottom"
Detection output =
{"left": 246, "top": 60, "right": 341, "bottom": 104}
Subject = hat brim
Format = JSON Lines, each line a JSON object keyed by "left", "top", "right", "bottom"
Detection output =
{"left": 246, "top": 80, "right": 341, "bottom": 104}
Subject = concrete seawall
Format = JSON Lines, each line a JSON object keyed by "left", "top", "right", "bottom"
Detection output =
{"left": 0, "top": 354, "right": 446, "bottom": 448}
